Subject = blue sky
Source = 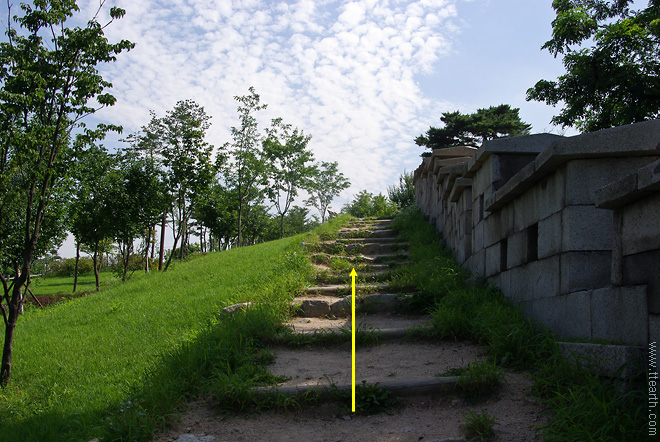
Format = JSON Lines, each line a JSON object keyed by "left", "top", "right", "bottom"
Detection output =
{"left": 3, "top": 0, "right": 580, "bottom": 256}
{"left": 75, "top": 0, "right": 575, "bottom": 198}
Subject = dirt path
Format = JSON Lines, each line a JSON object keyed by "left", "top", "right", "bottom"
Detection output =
{"left": 152, "top": 219, "right": 548, "bottom": 442}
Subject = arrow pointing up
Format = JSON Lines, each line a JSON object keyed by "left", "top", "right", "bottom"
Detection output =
{"left": 351, "top": 267, "right": 357, "bottom": 412}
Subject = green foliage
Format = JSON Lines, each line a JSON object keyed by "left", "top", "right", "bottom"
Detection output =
{"left": 349, "top": 381, "right": 401, "bottom": 415}
{"left": 0, "top": 0, "right": 133, "bottom": 386}
{"left": 527, "top": 0, "right": 660, "bottom": 132}
{"left": 49, "top": 257, "right": 94, "bottom": 276}
{"left": 222, "top": 87, "right": 269, "bottom": 247}
{"left": 416, "top": 105, "right": 532, "bottom": 150}
{"left": 305, "top": 161, "right": 351, "bottom": 222}
{"left": 343, "top": 190, "right": 398, "bottom": 218}
{"left": 263, "top": 118, "right": 316, "bottom": 239}
{"left": 127, "top": 99, "right": 214, "bottom": 268}
{"left": 446, "top": 360, "right": 504, "bottom": 403}
{"left": 387, "top": 171, "right": 415, "bottom": 210}
{"left": 460, "top": 410, "right": 498, "bottom": 441}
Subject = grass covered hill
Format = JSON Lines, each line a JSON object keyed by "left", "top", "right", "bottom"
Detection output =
{"left": 0, "top": 225, "right": 320, "bottom": 442}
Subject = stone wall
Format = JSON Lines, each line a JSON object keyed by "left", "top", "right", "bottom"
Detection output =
{"left": 413, "top": 119, "right": 660, "bottom": 347}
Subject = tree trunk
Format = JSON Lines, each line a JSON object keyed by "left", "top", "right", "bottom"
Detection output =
{"left": 163, "top": 229, "right": 181, "bottom": 272}
{"left": 73, "top": 242, "right": 80, "bottom": 293}
{"left": 237, "top": 201, "right": 243, "bottom": 247}
{"left": 0, "top": 302, "right": 18, "bottom": 387}
{"left": 280, "top": 213, "right": 285, "bottom": 239}
{"left": 93, "top": 242, "right": 100, "bottom": 292}
{"left": 159, "top": 211, "right": 166, "bottom": 271}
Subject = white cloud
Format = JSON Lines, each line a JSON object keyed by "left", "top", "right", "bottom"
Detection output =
{"left": 78, "top": 0, "right": 462, "bottom": 208}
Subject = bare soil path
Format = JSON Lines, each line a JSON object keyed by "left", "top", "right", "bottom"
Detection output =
{"left": 152, "top": 219, "right": 548, "bottom": 442}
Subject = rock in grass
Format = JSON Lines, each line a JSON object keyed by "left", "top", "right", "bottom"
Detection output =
{"left": 220, "top": 302, "right": 253, "bottom": 317}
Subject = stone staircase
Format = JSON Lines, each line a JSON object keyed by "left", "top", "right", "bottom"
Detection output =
{"left": 264, "top": 218, "right": 472, "bottom": 400}
{"left": 153, "top": 218, "right": 548, "bottom": 442}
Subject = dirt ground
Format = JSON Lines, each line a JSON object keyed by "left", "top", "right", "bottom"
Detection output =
{"left": 151, "top": 341, "right": 549, "bottom": 442}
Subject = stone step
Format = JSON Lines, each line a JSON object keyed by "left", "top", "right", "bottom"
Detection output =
{"left": 302, "top": 282, "right": 407, "bottom": 296}
{"left": 293, "top": 293, "right": 414, "bottom": 317}
{"left": 256, "top": 376, "right": 459, "bottom": 399}
{"left": 336, "top": 229, "right": 399, "bottom": 239}
{"left": 287, "top": 313, "right": 433, "bottom": 335}
{"left": 260, "top": 338, "right": 485, "bottom": 398}
{"left": 316, "top": 242, "right": 407, "bottom": 255}
{"left": 335, "top": 237, "right": 399, "bottom": 244}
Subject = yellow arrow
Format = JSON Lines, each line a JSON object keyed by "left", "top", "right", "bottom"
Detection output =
{"left": 350, "top": 267, "right": 357, "bottom": 413}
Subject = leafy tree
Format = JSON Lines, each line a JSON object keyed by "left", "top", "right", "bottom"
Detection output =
{"left": 387, "top": 171, "right": 415, "bottom": 210}
{"left": 0, "top": 1, "right": 132, "bottom": 386}
{"left": 416, "top": 105, "right": 532, "bottom": 150}
{"left": 194, "top": 183, "right": 238, "bottom": 251}
{"left": 527, "top": 0, "right": 660, "bottom": 132}
{"left": 69, "top": 145, "right": 115, "bottom": 292}
{"left": 107, "top": 152, "right": 164, "bottom": 281}
{"left": 222, "top": 87, "right": 268, "bottom": 246}
{"left": 343, "top": 190, "right": 398, "bottom": 219}
{"left": 283, "top": 205, "right": 319, "bottom": 236}
{"left": 263, "top": 118, "right": 315, "bottom": 238}
{"left": 127, "top": 100, "right": 215, "bottom": 270}
{"left": 305, "top": 161, "right": 351, "bottom": 223}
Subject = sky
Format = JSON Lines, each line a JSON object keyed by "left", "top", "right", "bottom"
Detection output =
{"left": 3, "top": 0, "right": 580, "bottom": 257}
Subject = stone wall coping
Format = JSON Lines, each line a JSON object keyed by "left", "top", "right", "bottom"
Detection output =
{"left": 438, "top": 164, "right": 469, "bottom": 199}
{"left": 429, "top": 145, "right": 478, "bottom": 159}
{"left": 486, "top": 161, "right": 547, "bottom": 212}
{"left": 595, "top": 158, "right": 660, "bottom": 210}
{"left": 485, "top": 120, "right": 660, "bottom": 212}
{"left": 449, "top": 177, "right": 472, "bottom": 202}
{"left": 466, "top": 133, "right": 562, "bottom": 176}
{"left": 535, "top": 119, "right": 660, "bottom": 173}
{"left": 432, "top": 156, "right": 472, "bottom": 174}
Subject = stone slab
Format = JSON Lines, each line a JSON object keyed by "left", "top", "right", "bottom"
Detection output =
{"left": 621, "top": 192, "right": 660, "bottom": 255}
{"left": 467, "top": 133, "right": 562, "bottom": 173}
{"left": 591, "top": 286, "right": 648, "bottom": 345}
{"left": 561, "top": 205, "right": 613, "bottom": 252}
{"left": 520, "top": 290, "right": 592, "bottom": 339}
{"left": 535, "top": 119, "right": 660, "bottom": 173}
{"left": 449, "top": 177, "right": 472, "bottom": 202}
{"left": 538, "top": 212, "right": 562, "bottom": 259}
{"left": 559, "top": 341, "right": 647, "bottom": 378}
{"left": 560, "top": 251, "right": 611, "bottom": 294}
{"left": 507, "top": 256, "right": 561, "bottom": 303}
{"left": 483, "top": 204, "right": 514, "bottom": 248}
{"left": 622, "top": 250, "right": 660, "bottom": 314}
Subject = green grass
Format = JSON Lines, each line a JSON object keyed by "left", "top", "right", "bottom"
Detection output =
{"left": 29, "top": 271, "right": 121, "bottom": 296}
{"left": 0, "top": 232, "right": 317, "bottom": 442}
{"left": 391, "top": 206, "right": 649, "bottom": 442}
{"left": 460, "top": 409, "right": 498, "bottom": 441}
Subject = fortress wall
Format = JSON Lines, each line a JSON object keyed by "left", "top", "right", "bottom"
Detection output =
{"left": 413, "top": 119, "right": 660, "bottom": 346}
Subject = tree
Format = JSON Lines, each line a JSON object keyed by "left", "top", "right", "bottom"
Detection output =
{"left": 305, "top": 161, "right": 351, "bottom": 223}
{"left": 194, "top": 183, "right": 238, "bottom": 251}
{"left": 263, "top": 118, "right": 315, "bottom": 238}
{"left": 222, "top": 87, "right": 268, "bottom": 246}
{"left": 387, "top": 171, "right": 415, "bottom": 210}
{"left": 343, "top": 190, "right": 398, "bottom": 219}
{"left": 69, "top": 145, "right": 115, "bottom": 292}
{"left": 0, "top": 1, "right": 132, "bottom": 386}
{"left": 128, "top": 100, "right": 215, "bottom": 270}
{"left": 415, "top": 105, "right": 532, "bottom": 151}
{"left": 107, "top": 152, "right": 164, "bottom": 281}
{"left": 527, "top": 0, "right": 660, "bottom": 132}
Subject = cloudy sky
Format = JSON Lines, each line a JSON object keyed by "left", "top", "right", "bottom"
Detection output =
{"left": 4, "top": 0, "right": 579, "bottom": 256}
{"left": 69, "top": 0, "right": 574, "bottom": 197}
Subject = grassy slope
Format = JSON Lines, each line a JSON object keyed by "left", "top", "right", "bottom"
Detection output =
{"left": 0, "top": 232, "right": 317, "bottom": 442}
